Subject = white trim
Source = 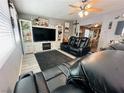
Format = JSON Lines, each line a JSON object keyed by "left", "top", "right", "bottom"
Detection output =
{"left": 19, "top": 54, "right": 23, "bottom": 75}
{"left": 57, "top": 49, "right": 76, "bottom": 59}
{"left": 32, "top": 25, "right": 56, "bottom": 29}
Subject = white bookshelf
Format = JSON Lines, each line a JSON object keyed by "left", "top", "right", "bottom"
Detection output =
{"left": 19, "top": 19, "right": 33, "bottom": 54}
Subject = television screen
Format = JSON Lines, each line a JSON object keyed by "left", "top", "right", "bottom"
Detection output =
{"left": 32, "top": 27, "right": 56, "bottom": 42}
{"left": 115, "top": 21, "right": 124, "bottom": 35}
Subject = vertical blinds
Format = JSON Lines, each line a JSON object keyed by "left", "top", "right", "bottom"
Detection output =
{"left": 0, "top": 0, "right": 15, "bottom": 67}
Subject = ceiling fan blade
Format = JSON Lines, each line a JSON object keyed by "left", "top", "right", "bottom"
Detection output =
{"left": 88, "top": 0, "right": 101, "bottom": 5}
{"left": 69, "top": 4, "right": 80, "bottom": 8}
{"left": 69, "top": 11, "right": 78, "bottom": 15}
{"left": 86, "top": 8, "right": 103, "bottom": 12}
{"left": 85, "top": 4, "right": 92, "bottom": 9}
{"left": 69, "top": 10, "right": 80, "bottom": 15}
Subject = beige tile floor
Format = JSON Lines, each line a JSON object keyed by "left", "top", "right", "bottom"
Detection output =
{"left": 21, "top": 53, "right": 41, "bottom": 74}
{"left": 20, "top": 50, "right": 75, "bottom": 74}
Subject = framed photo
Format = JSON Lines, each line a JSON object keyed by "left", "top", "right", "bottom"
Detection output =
{"left": 65, "top": 22, "right": 70, "bottom": 32}
{"left": 32, "top": 17, "right": 48, "bottom": 27}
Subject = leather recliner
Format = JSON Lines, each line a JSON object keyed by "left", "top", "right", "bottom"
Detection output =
{"left": 61, "top": 36, "right": 90, "bottom": 57}
{"left": 61, "top": 36, "right": 76, "bottom": 52}
{"left": 69, "top": 37, "right": 90, "bottom": 57}
{"left": 53, "top": 50, "right": 124, "bottom": 93}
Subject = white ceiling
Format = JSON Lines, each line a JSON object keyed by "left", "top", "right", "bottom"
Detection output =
{"left": 13, "top": 0, "right": 124, "bottom": 20}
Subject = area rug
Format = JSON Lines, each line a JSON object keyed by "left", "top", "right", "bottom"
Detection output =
{"left": 35, "top": 50, "right": 73, "bottom": 71}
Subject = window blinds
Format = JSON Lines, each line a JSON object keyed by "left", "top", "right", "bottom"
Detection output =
{"left": 0, "top": 0, "right": 15, "bottom": 68}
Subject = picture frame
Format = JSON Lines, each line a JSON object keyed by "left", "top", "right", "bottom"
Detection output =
{"left": 32, "top": 17, "right": 48, "bottom": 27}
{"left": 65, "top": 22, "right": 70, "bottom": 32}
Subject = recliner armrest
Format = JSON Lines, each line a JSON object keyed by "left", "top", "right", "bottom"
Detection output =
{"left": 14, "top": 72, "right": 38, "bottom": 93}
{"left": 14, "top": 72, "right": 50, "bottom": 93}
{"left": 35, "top": 72, "right": 50, "bottom": 93}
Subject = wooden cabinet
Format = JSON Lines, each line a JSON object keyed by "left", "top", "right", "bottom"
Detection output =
{"left": 19, "top": 19, "right": 33, "bottom": 54}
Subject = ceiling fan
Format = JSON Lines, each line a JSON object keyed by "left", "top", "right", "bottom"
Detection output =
{"left": 69, "top": 0, "right": 103, "bottom": 17}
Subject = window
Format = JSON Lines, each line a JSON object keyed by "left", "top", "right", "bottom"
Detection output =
{"left": 0, "top": 0, "right": 15, "bottom": 68}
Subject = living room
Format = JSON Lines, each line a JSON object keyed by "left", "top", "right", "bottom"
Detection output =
{"left": 0, "top": 0, "right": 124, "bottom": 93}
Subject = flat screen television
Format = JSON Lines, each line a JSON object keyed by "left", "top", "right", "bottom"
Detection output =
{"left": 32, "top": 27, "right": 56, "bottom": 42}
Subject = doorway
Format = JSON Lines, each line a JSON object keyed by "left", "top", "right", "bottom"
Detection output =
{"left": 80, "top": 23, "right": 102, "bottom": 52}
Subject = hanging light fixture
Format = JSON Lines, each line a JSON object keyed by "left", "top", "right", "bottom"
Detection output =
{"left": 78, "top": 10, "right": 89, "bottom": 18}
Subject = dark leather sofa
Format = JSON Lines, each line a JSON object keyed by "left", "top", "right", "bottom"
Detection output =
{"left": 61, "top": 36, "right": 90, "bottom": 57}
{"left": 14, "top": 43, "right": 124, "bottom": 93}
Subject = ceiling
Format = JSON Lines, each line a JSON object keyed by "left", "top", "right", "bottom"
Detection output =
{"left": 13, "top": 0, "right": 124, "bottom": 20}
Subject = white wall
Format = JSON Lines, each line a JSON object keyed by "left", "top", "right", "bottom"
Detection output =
{"left": 78, "top": 8, "right": 124, "bottom": 48}
{"left": 0, "top": 48, "right": 22, "bottom": 93}
{"left": 0, "top": 0, "right": 22, "bottom": 93}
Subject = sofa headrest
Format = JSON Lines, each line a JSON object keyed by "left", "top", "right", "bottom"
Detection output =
{"left": 68, "top": 36, "right": 90, "bottom": 48}
{"left": 68, "top": 36, "right": 76, "bottom": 46}
{"left": 79, "top": 37, "right": 89, "bottom": 48}
{"left": 81, "top": 37, "right": 89, "bottom": 41}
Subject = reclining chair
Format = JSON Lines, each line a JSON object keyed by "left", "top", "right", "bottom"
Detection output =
{"left": 61, "top": 36, "right": 90, "bottom": 57}
{"left": 53, "top": 50, "right": 124, "bottom": 93}
{"left": 61, "top": 36, "right": 76, "bottom": 52}
{"left": 69, "top": 37, "right": 90, "bottom": 56}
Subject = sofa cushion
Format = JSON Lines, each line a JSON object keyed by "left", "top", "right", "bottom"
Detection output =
{"left": 79, "top": 37, "right": 89, "bottom": 48}
{"left": 73, "top": 38, "right": 80, "bottom": 48}
{"left": 43, "top": 67, "right": 62, "bottom": 81}
{"left": 68, "top": 36, "right": 76, "bottom": 46}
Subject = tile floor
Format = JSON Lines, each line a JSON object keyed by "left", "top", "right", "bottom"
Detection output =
{"left": 20, "top": 53, "right": 41, "bottom": 74}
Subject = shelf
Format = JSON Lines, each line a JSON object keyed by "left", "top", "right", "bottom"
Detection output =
{"left": 32, "top": 25, "right": 56, "bottom": 29}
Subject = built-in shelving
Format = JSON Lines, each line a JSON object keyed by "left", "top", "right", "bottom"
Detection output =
{"left": 19, "top": 19, "right": 63, "bottom": 54}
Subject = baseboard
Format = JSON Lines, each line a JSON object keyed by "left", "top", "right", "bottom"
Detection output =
{"left": 57, "top": 50, "right": 76, "bottom": 59}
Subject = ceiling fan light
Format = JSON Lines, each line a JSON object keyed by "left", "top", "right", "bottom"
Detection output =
{"left": 94, "top": 24, "right": 99, "bottom": 27}
{"left": 80, "top": 14, "right": 84, "bottom": 18}
{"left": 86, "top": 4, "right": 92, "bottom": 9}
{"left": 78, "top": 11, "right": 89, "bottom": 17}
{"left": 84, "top": 11, "right": 89, "bottom": 16}
{"left": 78, "top": 11, "right": 84, "bottom": 17}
